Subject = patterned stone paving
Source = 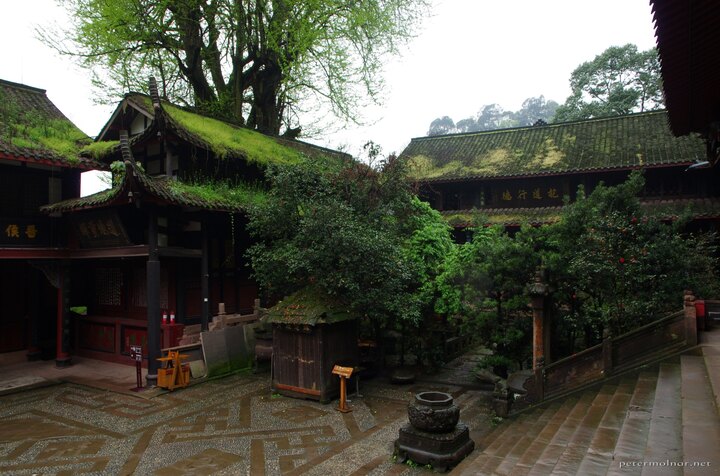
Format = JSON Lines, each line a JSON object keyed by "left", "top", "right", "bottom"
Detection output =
{"left": 0, "top": 373, "right": 494, "bottom": 475}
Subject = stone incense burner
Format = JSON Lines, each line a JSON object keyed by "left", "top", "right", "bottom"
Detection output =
{"left": 395, "top": 391, "right": 475, "bottom": 472}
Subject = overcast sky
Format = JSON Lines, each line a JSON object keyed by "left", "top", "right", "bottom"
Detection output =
{"left": 1, "top": 1, "right": 658, "bottom": 193}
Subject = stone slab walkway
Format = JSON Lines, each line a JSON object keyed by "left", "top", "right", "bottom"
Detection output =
{"left": 0, "top": 367, "right": 494, "bottom": 475}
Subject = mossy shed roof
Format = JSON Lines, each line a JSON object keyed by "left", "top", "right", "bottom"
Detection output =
{"left": 0, "top": 79, "right": 99, "bottom": 169}
{"left": 401, "top": 111, "right": 705, "bottom": 182}
{"left": 85, "top": 93, "right": 351, "bottom": 168}
{"left": 264, "top": 287, "right": 357, "bottom": 326}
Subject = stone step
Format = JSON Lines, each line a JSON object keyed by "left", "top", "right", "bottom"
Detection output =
{"left": 701, "top": 343, "right": 720, "bottom": 415}
{"left": 492, "top": 402, "right": 563, "bottom": 475}
{"left": 681, "top": 355, "right": 720, "bottom": 475}
{"left": 477, "top": 409, "right": 548, "bottom": 475}
{"left": 574, "top": 375, "right": 637, "bottom": 475}
{"left": 452, "top": 408, "right": 535, "bottom": 475}
{"left": 525, "top": 390, "right": 596, "bottom": 475}
{"left": 550, "top": 380, "right": 633, "bottom": 476}
{"left": 606, "top": 370, "right": 658, "bottom": 476}
{"left": 503, "top": 400, "right": 573, "bottom": 476}
{"left": 453, "top": 399, "right": 570, "bottom": 476}
{"left": 640, "top": 362, "right": 682, "bottom": 476}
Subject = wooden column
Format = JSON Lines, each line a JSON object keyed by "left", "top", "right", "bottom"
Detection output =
{"left": 201, "top": 220, "right": 210, "bottom": 331}
{"left": 146, "top": 211, "right": 161, "bottom": 386}
{"left": 528, "top": 271, "right": 549, "bottom": 370}
{"left": 55, "top": 263, "right": 71, "bottom": 368}
{"left": 176, "top": 261, "right": 186, "bottom": 324}
{"left": 27, "top": 269, "right": 42, "bottom": 361}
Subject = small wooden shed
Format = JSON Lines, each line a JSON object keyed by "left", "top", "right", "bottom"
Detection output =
{"left": 265, "top": 288, "right": 358, "bottom": 403}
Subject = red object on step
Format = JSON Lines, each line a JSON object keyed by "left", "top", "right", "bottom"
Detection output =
{"left": 696, "top": 300, "right": 706, "bottom": 331}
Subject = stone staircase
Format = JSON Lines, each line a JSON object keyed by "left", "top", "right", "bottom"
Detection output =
{"left": 451, "top": 328, "right": 720, "bottom": 475}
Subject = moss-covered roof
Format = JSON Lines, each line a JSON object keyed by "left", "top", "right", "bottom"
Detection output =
{"left": 402, "top": 111, "right": 705, "bottom": 182}
{"left": 442, "top": 197, "right": 720, "bottom": 228}
{"left": 86, "top": 93, "right": 351, "bottom": 168}
{"left": 264, "top": 287, "right": 357, "bottom": 326}
{"left": 0, "top": 79, "right": 99, "bottom": 169}
{"left": 41, "top": 160, "right": 265, "bottom": 214}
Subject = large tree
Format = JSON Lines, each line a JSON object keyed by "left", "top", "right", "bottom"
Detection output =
{"left": 46, "top": 0, "right": 428, "bottom": 135}
{"left": 553, "top": 44, "right": 664, "bottom": 122}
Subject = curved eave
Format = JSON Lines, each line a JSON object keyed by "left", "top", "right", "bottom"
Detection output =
{"left": 0, "top": 150, "right": 102, "bottom": 170}
{"left": 410, "top": 161, "right": 695, "bottom": 184}
{"left": 441, "top": 197, "right": 720, "bottom": 228}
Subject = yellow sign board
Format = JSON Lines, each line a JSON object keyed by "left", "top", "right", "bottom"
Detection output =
{"left": 332, "top": 365, "right": 353, "bottom": 378}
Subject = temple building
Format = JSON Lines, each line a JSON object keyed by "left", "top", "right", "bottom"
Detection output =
{"left": 400, "top": 111, "right": 720, "bottom": 238}
{"left": 0, "top": 79, "right": 100, "bottom": 364}
{"left": 1, "top": 78, "right": 347, "bottom": 385}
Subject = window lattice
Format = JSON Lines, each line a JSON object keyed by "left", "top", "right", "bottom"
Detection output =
{"left": 95, "top": 268, "right": 123, "bottom": 306}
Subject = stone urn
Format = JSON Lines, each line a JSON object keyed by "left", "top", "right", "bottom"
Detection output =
{"left": 407, "top": 391, "right": 459, "bottom": 433}
{"left": 395, "top": 390, "right": 475, "bottom": 472}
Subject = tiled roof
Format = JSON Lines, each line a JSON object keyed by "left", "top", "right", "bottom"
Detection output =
{"left": 41, "top": 161, "right": 262, "bottom": 214}
{"left": 401, "top": 111, "right": 705, "bottom": 182}
{"left": 0, "top": 79, "right": 99, "bottom": 169}
{"left": 442, "top": 197, "right": 720, "bottom": 227}
{"left": 650, "top": 0, "right": 720, "bottom": 136}
{"left": 264, "top": 287, "right": 356, "bottom": 326}
{"left": 86, "top": 93, "right": 352, "bottom": 167}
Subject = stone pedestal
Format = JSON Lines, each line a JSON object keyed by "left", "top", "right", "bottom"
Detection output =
{"left": 394, "top": 423, "right": 475, "bottom": 472}
{"left": 394, "top": 392, "right": 474, "bottom": 472}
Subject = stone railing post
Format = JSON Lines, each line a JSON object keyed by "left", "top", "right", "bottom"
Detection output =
{"left": 684, "top": 290, "right": 698, "bottom": 346}
{"left": 533, "top": 356, "right": 545, "bottom": 402}
{"left": 602, "top": 328, "right": 613, "bottom": 376}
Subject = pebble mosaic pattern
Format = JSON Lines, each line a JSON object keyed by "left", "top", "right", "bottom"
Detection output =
{"left": 0, "top": 373, "right": 493, "bottom": 475}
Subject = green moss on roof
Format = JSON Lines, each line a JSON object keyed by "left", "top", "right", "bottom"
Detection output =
{"left": 161, "top": 102, "right": 305, "bottom": 165}
{"left": 81, "top": 140, "right": 119, "bottom": 159}
{"left": 403, "top": 111, "right": 705, "bottom": 181}
{"left": 168, "top": 180, "right": 267, "bottom": 210}
{"left": 264, "top": 287, "right": 356, "bottom": 326}
{"left": 442, "top": 208, "right": 562, "bottom": 227}
{"left": 8, "top": 118, "right": 90, "bottom": 163}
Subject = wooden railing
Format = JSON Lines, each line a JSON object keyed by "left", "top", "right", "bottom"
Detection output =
{"left": 508, "top": 306, "right": 695, "bottom": 410}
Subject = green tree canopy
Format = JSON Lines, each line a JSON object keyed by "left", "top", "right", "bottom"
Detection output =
{"left": 554, "top": 44, "right": 664, "bottom": 122}
{"left": 543, "top": 172, "right": 718, "bottom": 345}
{"left": 246, "top": 150, "right": 453, "bottom": 331}
{"left": 47, "top": 0, "right": 429, "bottom": 136}
{"left": 426, "top": 96, "right": 558, "bottom": 136}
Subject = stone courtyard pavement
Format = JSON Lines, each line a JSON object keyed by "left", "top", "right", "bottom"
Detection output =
{"left": 0, "top": 372, "right": 494, "bottom": 475}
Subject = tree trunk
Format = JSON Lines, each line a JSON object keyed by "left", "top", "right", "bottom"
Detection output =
{"left": 247, "top": 55, "right": 283, "bottom": 135}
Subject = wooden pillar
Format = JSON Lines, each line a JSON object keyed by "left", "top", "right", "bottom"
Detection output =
{"left": 146, "top": 211, "right": 161, "bottom": 386}
{"left": 201, "top": 220, "right": 210, "bottom": 331}
{"left": 55, "top": 263, "right": 71, "bottom": 368}
{"left": 27, "top": 268, "right": 42, "bottom": 361}
{"left": 176, "top": 261, "right": 186, "bottom": 324}
{"left": 529, "top": 271, "right": 549, "bottom": 370}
